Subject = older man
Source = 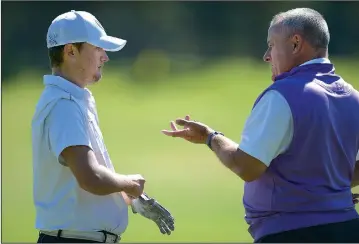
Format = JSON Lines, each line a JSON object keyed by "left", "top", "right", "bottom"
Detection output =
{"left": 32, "top": 10, "right": 174, "bottom": 243}
{"left": 162, "top": 8, "right": 359, "bottom": 243}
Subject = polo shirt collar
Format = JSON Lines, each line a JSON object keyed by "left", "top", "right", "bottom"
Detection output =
{"left": 274, "top": 58, "right": 334, "bottom": 82}
{"left": 43, "top": 75, "right": 92, "bottom": 100}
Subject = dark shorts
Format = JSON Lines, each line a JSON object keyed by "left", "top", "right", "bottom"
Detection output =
{"left": 256, "top": 218, "right": 359, "bottom": 243}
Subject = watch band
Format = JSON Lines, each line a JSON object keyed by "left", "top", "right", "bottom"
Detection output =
{"left": 206, "top": 131, "right": 224, "bottom": 150}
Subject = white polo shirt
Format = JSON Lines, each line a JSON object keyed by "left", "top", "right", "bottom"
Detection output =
{"left": 31, "top": 75, "right": 128, "bottom": 235}
{"left": 239, "top": 58, "right": 359, "bottom": 165}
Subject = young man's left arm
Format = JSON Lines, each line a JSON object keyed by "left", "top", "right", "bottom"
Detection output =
{"left": 210, "top": 90, "right": 293, "bottom": 182}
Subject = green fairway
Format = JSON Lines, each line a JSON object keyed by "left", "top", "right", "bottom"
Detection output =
{"left": 2, "top": 58, "right": 359, "bottom": 242}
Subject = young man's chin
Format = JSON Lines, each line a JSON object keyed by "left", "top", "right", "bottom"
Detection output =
{"left": 92, "top": 74, "right": 103, "bottom": 84}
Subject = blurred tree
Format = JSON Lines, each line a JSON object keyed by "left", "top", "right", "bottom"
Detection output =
{"left": 2, "top": 1, "right": 359, "bottom": 82}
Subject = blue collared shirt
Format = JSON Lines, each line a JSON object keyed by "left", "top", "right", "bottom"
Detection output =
{"left": 31, "top": 75, "right": 129, "bottom": 234}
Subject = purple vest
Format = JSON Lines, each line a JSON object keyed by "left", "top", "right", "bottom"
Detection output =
{"left": 243, "top": 63, "right": 359, "bottom": 241}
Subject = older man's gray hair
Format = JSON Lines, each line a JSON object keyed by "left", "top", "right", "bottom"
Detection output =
{"left": 270, "top": 8, "right": 330, "bottom": 50}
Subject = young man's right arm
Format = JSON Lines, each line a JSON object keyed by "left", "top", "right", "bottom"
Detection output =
{"left": 47, "top": 99, "right": 145, "bottom": 197}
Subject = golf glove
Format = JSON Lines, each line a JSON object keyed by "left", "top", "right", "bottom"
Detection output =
{"left": 131, "top": 193, "right": 175, "bottom": 235}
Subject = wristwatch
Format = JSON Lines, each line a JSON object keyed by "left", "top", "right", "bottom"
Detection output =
{"left": 206, "top": 131, "right": 224, "bottom": 150}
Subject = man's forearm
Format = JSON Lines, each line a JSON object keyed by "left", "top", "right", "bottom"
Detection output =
{"left": 210, "top": 135, "right": 241, "bottom": 175}
{"left": 351, "top": 162, "right": 359, "bottom": 188}
{"left": 63, "top": 146, "right": 141, "bottom": 196}
{"left": 81, "top": 165, "right": 135, "bottom": 195}
{"left": 210, "top": 135, "right": 267, "bottom": 182}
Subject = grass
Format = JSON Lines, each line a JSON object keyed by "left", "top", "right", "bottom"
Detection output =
{"left": 2, "top": 58, "right": 359, "bottom": 242}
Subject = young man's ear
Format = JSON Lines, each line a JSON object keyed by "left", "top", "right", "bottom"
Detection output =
{"left": 63, "top": 44, "right": 78, "bottom": 63}
{"left": 65, "top": 44, "right": 80, "bottom": 56}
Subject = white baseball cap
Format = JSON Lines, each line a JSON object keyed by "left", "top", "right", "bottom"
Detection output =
{"left": 46, "top": 10, "right": 127, "bottom": 52}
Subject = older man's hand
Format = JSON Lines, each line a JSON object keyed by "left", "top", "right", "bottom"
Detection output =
{"left": 161, "top": 115, "right": 214, "bottom": 144}
{"left": 131, "top": 193, "right": 175, "bottom": 235}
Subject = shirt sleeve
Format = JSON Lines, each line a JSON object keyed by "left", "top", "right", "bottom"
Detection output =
{"left": 238, "top": 90, "right": 293, "bottom": 166}
{"left": 46, "top": 99, "right": 92, "bottom": 160}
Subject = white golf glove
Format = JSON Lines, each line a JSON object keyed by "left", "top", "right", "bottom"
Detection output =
{"left": 131, "top": 193, "right": 175, "bottom": 235}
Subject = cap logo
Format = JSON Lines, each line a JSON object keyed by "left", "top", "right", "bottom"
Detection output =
{"left": 48, "top": 32, "right": 58, "bottom": 46}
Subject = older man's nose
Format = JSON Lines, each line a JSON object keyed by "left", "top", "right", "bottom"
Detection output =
{"left": 263, "top": 52, "right": 271, "bottom": 62}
